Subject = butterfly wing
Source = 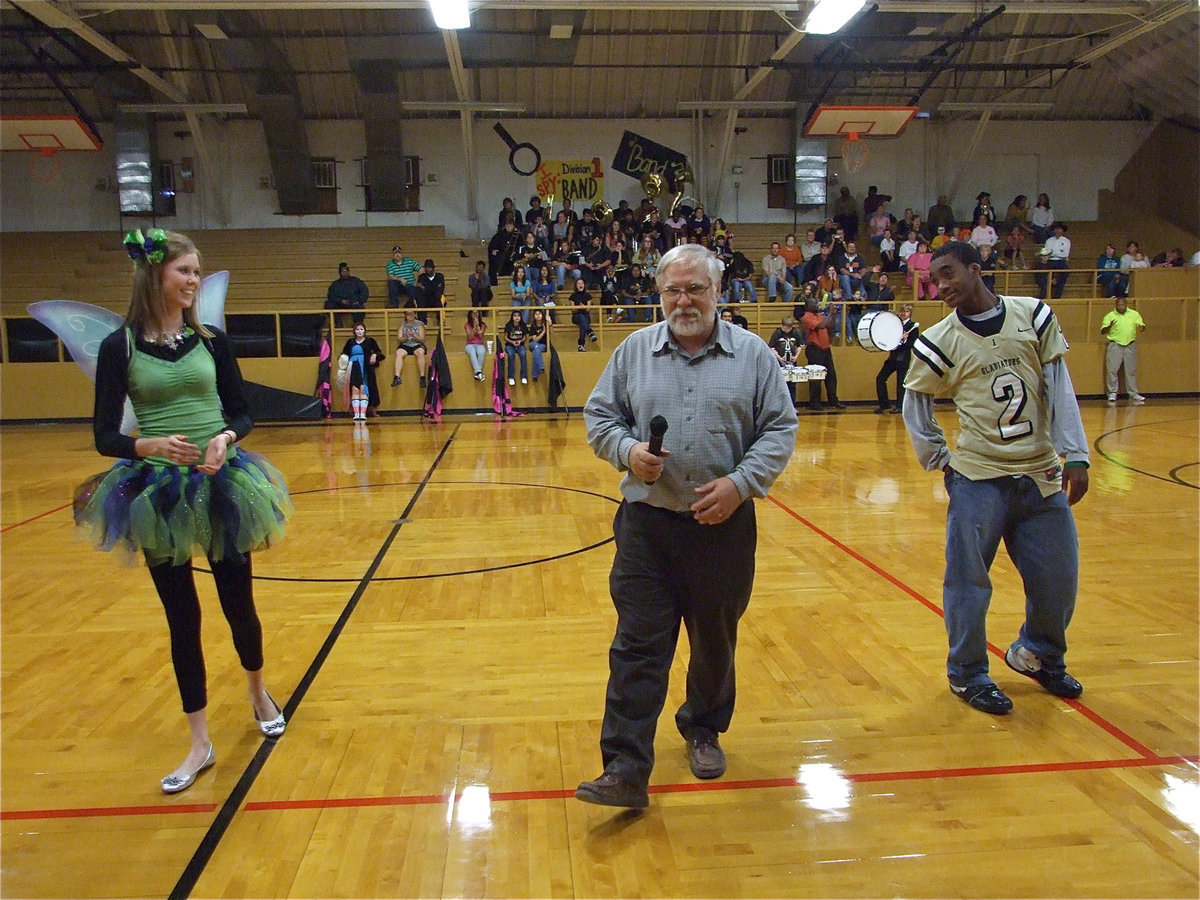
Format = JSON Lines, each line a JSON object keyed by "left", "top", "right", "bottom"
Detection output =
{"left": 26, "top": 300, "right": 138, "bottom": 433}
{"left": 197, "top": 270, "right": 228, "bottom": 332}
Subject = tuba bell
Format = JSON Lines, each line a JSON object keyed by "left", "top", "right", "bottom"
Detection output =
{"left": 591, "top": 200, "right": 614, "bottom": 227}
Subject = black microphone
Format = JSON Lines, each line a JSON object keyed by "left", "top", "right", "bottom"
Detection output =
{"left": 645, "top": 416, "right": 668, "bottom": 484}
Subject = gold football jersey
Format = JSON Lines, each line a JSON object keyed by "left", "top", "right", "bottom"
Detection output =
{"left": 904, "top": 295, "right": 1069, "bottom": 491}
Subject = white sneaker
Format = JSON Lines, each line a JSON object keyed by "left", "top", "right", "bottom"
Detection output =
{"left": 1130, "top": 395, "right": 1146, "bottom": 405}
{"left": 508, "top": 378, "right": 515, "bottom": 386}
{"left": 521, "top": 377, "right": 528, "bottom": 385}
{"left": 1106, "top": 396, "right": 1116, "bottom": 406}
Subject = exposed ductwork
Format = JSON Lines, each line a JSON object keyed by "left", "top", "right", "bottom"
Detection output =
{"left": 208, "top": 10, "right": 317, "bottom": 215}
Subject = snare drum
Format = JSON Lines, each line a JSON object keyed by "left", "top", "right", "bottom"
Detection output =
{"left": 783, "top": 365, "right": 809, "bottom": 383}
{"left": 857, "top": 310, "right": 904, "bottom": 352}
{"left": 804, "top": 364, "right": 827, "bottom": 381}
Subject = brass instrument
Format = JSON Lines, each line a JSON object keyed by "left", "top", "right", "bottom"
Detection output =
{"left": 640, "top": 172, "right": 663, "bottom": 200}
{"left": 668, "top": 165, "right": 694, "bottom": 218}
{"left": 591, "top": 200, "right": 614, "bottom": 227}
{"left": 545, "top": 193, "right": 555, "bottom": 222}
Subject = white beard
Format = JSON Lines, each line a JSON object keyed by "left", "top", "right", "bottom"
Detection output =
{"left": 667, "top": 307, "right": 715, "bottom": 338}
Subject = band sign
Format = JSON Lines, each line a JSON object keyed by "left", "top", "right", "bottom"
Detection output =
{"left": 611, "top": 130, "right": 689, "bottom": 191}
{"left": 536, "top": 158, "right": 604, "bottom": 205}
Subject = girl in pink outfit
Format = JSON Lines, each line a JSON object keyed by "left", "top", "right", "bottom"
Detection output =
{"left": 906, "top": 241, "right": 937, "bottom": 300}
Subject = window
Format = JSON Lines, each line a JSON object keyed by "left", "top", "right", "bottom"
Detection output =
{"left": 312, "top": 157, "right": 338, "bottom": 214}
{"left": 359, "top": 155, "right": 421, "bottom": 212}
{"left": 767, "top": 154, "right": 791, "bottom": 209}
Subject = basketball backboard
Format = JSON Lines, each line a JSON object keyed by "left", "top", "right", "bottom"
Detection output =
{"left": 0, "top": 115, "right": 101, "bottom": 152}
{"left": 804, "top": 106, "right": 919, "bottom": 173}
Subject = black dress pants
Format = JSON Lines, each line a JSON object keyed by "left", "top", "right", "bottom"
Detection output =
{"left": 599, "top": 500, "right": 756, "bottom": 789}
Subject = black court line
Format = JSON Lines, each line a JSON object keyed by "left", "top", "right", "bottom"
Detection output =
{"left": 1093, "top": 415, "right": 1199, "bottom": 490}
{"left": 168, "top": 425, "right": 462, "bottom": 900}
{"left": 191, "top": 480, "right": 619, "bottom": 582}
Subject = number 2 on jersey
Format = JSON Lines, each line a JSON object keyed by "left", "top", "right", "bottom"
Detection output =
{"left": 991, "top": 372, "right": 1033, "bottom": 441}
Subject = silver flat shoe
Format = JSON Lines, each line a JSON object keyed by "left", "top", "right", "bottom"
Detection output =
{"left": 161, "top": 743, "right": 215, "bottom": 794}
{"left": 255, "top": 693, "right": 286, "bottom": 740}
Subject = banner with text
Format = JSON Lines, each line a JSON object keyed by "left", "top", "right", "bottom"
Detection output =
{"left": 611, "top": 130, "right": 689, "bottom": 191}
{"left": 535, "top": 158, "right": 604, "bottom": 206}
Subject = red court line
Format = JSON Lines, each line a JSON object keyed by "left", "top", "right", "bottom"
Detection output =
{"left": 1, "top": 801, "right": 217, "bottom": 820}
{"left": 5, "top": 756, "right": 1195, "bottom": 821}
{"left": 1, "top": 501, "right": 72, "bottom": 533}
{"left": 766, "top": 494, "right": 1161, "bottom": 760}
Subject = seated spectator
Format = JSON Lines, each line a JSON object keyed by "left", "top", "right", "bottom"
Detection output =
{"left": 326, "top": 262, "right": 368, "bottom": 325}
{"left": 603, "top": 219, "right": 624, "bottom": 254}
{"left": 487, "top": 220, "right": 519, "bottom": 285}
{"left": 906, "top": 240, "right": 937, "bottom": 300}
{"left": 862, "top": 266, "right": 895, "bottom": 309}
{"left": 582, "top": 234, "right": 614, "bottom": 288}
{"left": 799, "top": 228, "right": 821, "bottom": 262}
{"left": 463, "top": 308, "right": 487, "bottom": 382}
{"left": 817, "top": 264, "right": 839, "bottom": 300}
{"left": 502, "top": 309, "right": 528, "bottom": 385}
{"left": 979, "top": 244, "right": 998, "bottom": 293}
{"left": 761, "top": 242, "right": 795, "bottom": 303}
{"left": 510, "top": 264, "right": 533, "bottom": 321}
{"left": 833, "top": 186, "right": 859, "bottom": 240}
{"left": 559, "top": 197, "right": 579, "bottom": 227}
{"left": 619, "top": 262, "right": 655, "bottom": 322}
{"left": 930, "top": 226, "right": 950, "bottom": 251}
{"left": 526, "top": 195, "right": 546, "bottom": 231}
{"left": 664, "top": 209, "right": 688, "bottom": 247}
{"left": 577, "top": 207, "right": 601, "bottom": 247}
{"left": 517, "top": 230, "right": 548, "bottom": 272}
{"left": 846, "top": 289, "right": 867, "bottom": 344}
{"left": 1035, "top": 222, "right": 1071, "bottom": 300}
{"left": 1004, "top": 195, "right": 1033, "bottom": 235}
{"left": 815, "top": 217, "right": 839, "bottom": 245}
{"left": 972, "top": 192, "right": 996, "bottom": 226}
{"left": 1096, "top": 244, "right": 1123, "bottom": 297}
{"left": 895, "top": 208, "right": 917, "bottom": 241}
{"left": 469, "top": 260, "right": 493, "bottom": 307}
{"left": 926, "top": 195, "right": 955, "bottom": 236}
{"left": 727, "top": 252, "right": 757, "bottom": 303}
{"left": 725, "top": 304, "right": 750, "bottom": 330}
{"left": 712, "top": 217, "right": 732, "bottom": 245}
{"left": 391, "top": 309, "right": 428, "bottom": 388}
{"left": 386, "top": 245, "right": 420, "bottom": 308}
{"left": 631, "top": 233, "right": 662, "bottom": 280}
{"left": 897, "top": 232, "right": 920, "bottom": 272}
{"left": 497, "top": 197, "right": 523, "bottom": 230}
{"left": 687, "top": 205, "right": 711, "bottom": 238}
{"left": 711, "top": 233, "right": 733, "bottom": 268}
{"left": 414, "top": 258, "right": 445, "bottom": 325}
{"left": 527, "top": 307, "right": 551, "bottom": 382}
{"left": 598, "top": 263, "right": 621, "bottom": 311}
{"left": 568, "top": 278, "right": 598, "bottom": 350}
{"left": 1030, "top": 193, "right": 1054, "bottom": 242}
{"left": 531, "top": 264, "right": 557, "bottom": 321}
{"left": 803, "top": 241, "right": 841, "bottom": 284}
{"left": 551, "top": 238, "right": 581, "bottom": 290}
{"left": 1151, "top": 247, "right": 1185, "bottom": 267}
{"left": 969, "top": 215, "right": 998, "bottom": 250}
{"left": 908, "top": 214, "right": 927, "bottom": 242}
{"left": 781, "top": 234, "right": 805, "bottom": 285}
{"left": 1004, "top": 227, "right": 1028, "bottom": 270}
{"left": 840, "top": 241, "right": 867, "bottom": 296}
{"left": 868, "top": 204, "right": 893, "bottom": 247}
{"left": 552, "top": 210, "right": 571, "bottom": 244}
{"left": 863, "top": 185, "right": 892, "bottom": 219}
{"left": 826, "top": 287, "right": 846, "bottom": 341}
{"left": 878, "top": 228, "right": 900, "bottom": 272}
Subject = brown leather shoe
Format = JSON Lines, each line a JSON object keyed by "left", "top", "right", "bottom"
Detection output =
{"left": 575, "top": 772, "right": 649, "bottom": 808}
{"left": 687, "top": 736, "right": 726, "bottom": 779}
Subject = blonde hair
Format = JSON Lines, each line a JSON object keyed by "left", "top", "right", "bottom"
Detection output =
{"left": 123, "top": 230, "right": 213, "bottom": 338}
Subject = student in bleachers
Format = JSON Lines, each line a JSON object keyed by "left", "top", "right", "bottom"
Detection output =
{"left": 391, "top": 310, "right": 428, "bottom": 389}
{"left": 970, "top": 215, "right": 998, "bottom": 250}
{"left": 551, "top": 238, "right": 581, "bottom": 290}
{"left": 498, "top": 197, "right": 523, "bottom": 230}
{"left": 532, "top": 264, "right": 557, "bottom": 322}
{"left": 386, "top": 245, "right": 420, "bottom": 308}
{"left": 510, "top": 264, "right": 533, "bottom": 322}
{"left": 761, "top": 242, "right": 795, "bottom": 304}
{"left": 879, "top": 228, "right": 899, "bottom": 272}
{"left": 469, "top": 260, "right": 493, "bottom": 307}
{"left": 781, "top": 233, "right": 805, "bottom": 286}
{"left": 1030, "top": 193, "right": 1054, "bottom": 243}
{"left": 502, "top": 309, "right": 529, "bottom": 386}
{"left": 325, "top": 262, "right": 368, "bottom": 319}
{"left": 619, "top": 262, "right": 655, "bottom": 323}
{"left": 906, "top": 240, "right": 937, "bottom": 300}
{"left": 569, "top": 277, "right": 599, "bottom": 350}
{"left": 414, "top": 258, "right": 444, "bottom": 325}
{"left": 528, "top": 307, "right": 551, "bottom": 383}
{"left": 1004, "top": 226, "right": 1028, "bottom": 270}
{"left": 972, "top": 192, "right": 996, "bottom": 226}
{"left": 868, "top": 204, "right": 893, "bottom": 247}
{"left": 463, "top": 308, "right": 487, "bottom": 382}
{"left": 1096, "top": 244, "right": 1123, "bottom": 297}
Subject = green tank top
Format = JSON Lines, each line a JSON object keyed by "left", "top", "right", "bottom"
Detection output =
{"left": 127, "top": 332, "right": 232, "bottom": 467}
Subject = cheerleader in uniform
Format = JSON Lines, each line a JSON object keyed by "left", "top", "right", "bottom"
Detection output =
{"left": 74, "top": 229, "right": 293, "bottom": 794}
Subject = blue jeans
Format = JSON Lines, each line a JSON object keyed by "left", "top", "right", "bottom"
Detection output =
{"left": 529, "top": 341, "right": 546, "bottom": 378}
{"left": 763, "top": 274, "right": 794, "bottom": 303}
{"left": 942, "top": 469, "right": 1078, "bottom": 687}
{"left": 730, "top": 278, "right": 757, "bottom": 302}
{"left": 554, "top": 264, "right": 580, "bottom": 289}
{"left": 504, "top": 344, "right": 527, "bottom": 379}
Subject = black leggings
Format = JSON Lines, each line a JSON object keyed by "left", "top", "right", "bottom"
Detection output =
{"left": 147, "top": 554, "right": 263, "bottom": 714}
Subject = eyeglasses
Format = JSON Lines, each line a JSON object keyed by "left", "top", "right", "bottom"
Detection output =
{"left": 660, "top": 283, "right": 713, "bottom": 301}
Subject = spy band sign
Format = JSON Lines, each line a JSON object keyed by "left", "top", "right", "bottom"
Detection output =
{"left": 611, "top": 130, "right": 689, "bottom": 191}
{"left": 535, "top": 158, "right": 604, "bottom": 204}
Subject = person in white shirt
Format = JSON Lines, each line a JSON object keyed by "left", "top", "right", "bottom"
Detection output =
{"left": 1036, "top": 222, "right": 1071, "bottom": 300}
{"left": 898, "top": 234, "right": 920, "bottom": 272}
{"left": 1030, "top": 193, "right": 1054, "bottom": 243}
{"left": 969, "top": 215, "right": 998, "bottom": 250}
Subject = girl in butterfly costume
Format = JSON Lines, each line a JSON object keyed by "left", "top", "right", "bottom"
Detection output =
{"left": 74, "top": 229, "right": 292, "bottom": 794}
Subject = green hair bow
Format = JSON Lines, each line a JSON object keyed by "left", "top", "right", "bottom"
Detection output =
{"left": 123, "top": 228, "right": 168, "bottom": 266}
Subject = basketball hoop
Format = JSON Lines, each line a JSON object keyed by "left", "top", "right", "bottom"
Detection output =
{"left": 29, "top": 147, "right": 62, "bottom": 184}
{"left": 842, "top": 132, "right": 868, "bottom": 174}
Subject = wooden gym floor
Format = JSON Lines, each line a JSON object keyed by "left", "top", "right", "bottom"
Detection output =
{"left": 1, "top": 400, "right": 1197, "bottom": 898}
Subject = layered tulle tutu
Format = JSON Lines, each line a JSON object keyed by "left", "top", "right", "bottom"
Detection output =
{"left": 74, "top": 449, "right": 292, "bottom": 566}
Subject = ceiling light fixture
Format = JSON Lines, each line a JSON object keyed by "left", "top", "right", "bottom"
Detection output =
{"left": 428, "top": 0, "right": 470, "bottom": 30}
{"left": 804, "top": 0, "right": 866, "bottom": 35}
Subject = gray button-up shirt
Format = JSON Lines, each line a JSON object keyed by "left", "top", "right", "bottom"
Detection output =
{"left": 585, "top": 319, "right": 798, "bottom": 512}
